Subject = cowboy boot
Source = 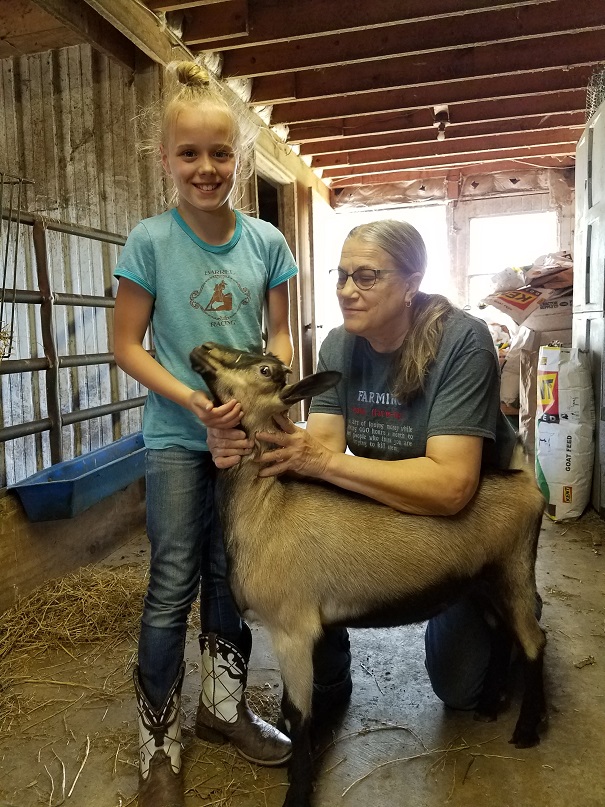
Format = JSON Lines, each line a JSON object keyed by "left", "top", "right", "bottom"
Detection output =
{"left": 134, "top": 663, "right": 185, "bottom": 807}
{"left": 195, "top": 632, "right": 291, "bottom": 766}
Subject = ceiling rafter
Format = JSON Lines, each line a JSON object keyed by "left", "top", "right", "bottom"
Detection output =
{"left": 322, "top": 143, "right": 578, "bottom": 179}
{"left": 269, "top": 66, "right": 595, "bottom": 126}
{"left": 251, "top": 30, "right": 605, "bottom": 104}
{"left": 82, "top": 0, "right": 191, "bottom": 63}
{"left": 287, "top": 91, "right": 587, "bottom": 144}
{"left": 330, "top": 158, "right": 575, "bottom": 187}
{"left": 313, "top": 127, "right": 584, "bottom": 171}
{"left": 182, "top": 0, "right": 558, "bottom": 48}
{"left": 215, "top": 0, "right": 605, "bottom": 79}
{"left": 301, "top": 116, "right": 586, "bottom": 159}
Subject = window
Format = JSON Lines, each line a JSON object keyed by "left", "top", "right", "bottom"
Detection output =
{"left": 468, "top": 211, "right": 558, "bottom": 305}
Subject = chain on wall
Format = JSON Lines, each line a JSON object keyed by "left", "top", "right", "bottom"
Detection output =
{"left": 0, "top": 171, "right": 33, "bottom": 360}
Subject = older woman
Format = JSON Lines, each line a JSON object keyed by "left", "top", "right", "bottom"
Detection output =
{"left": 209, "top": 219, "right": 517, "bottom": 717}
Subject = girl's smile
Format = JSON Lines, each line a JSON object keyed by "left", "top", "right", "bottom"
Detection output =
{"left": 161, "top": 103, "right": 239, "bottom": 230}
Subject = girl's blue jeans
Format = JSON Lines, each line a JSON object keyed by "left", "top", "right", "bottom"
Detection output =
{"left": 138, "top": 446, "right": 244, "bottom": 709}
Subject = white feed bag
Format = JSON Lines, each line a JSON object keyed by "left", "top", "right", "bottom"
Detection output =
{"left": 535, "top": 346, "right": 595, "bottom": 521}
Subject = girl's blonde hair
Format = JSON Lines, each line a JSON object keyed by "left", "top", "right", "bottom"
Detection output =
{"left": 345, "top": 219, "right": 454, "bottom": 402}
{"left": 139, "top": 60, "right": 259, "bottom": 204}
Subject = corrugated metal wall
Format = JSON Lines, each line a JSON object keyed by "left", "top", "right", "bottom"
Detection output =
{"left": 0, "top": 45, "right": 164, "bottom": 486}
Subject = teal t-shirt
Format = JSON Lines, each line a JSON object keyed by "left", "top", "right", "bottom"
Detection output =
{"left": 114, "top": 208, "right": 297, "bottom": 450}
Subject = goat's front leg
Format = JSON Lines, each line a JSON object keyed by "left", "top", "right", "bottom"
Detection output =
{"left": 271, "top": 627, "right": 316, "bottom": 807}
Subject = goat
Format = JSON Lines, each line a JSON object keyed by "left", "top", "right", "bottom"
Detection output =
{"left": 190, "top": 341, "right": 546, "bottom": 807}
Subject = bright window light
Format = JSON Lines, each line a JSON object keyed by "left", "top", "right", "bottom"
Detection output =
{"left": 468, "top": 211, "right": 558, "bottom": 305}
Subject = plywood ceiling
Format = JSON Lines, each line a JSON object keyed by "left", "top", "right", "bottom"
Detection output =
{"left": 5, "top": 0, "right": 605, "bottom": 192}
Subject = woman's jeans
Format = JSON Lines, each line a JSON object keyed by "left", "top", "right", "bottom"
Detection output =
{"left": 314, "top": 597, "right": 493, "bottom": 711}
{"left": 138, "top": 447, "right": 244, "bottom": 709}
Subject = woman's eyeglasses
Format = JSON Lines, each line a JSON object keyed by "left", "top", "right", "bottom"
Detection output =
{"left": 330, "top": 267, "right": 397, "bottom": 290}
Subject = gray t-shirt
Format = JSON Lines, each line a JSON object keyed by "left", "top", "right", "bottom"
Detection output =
{"left": 310, "top": 308, "right": 516, "bottom": 469}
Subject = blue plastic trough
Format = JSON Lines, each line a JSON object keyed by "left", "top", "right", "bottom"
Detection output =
{"left": 10, "top": 432, "right": 146, "bottom": 522}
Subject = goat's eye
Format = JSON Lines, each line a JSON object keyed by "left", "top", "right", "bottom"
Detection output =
{"left": 259, "top": 365, "right": 272, "bottom": 377}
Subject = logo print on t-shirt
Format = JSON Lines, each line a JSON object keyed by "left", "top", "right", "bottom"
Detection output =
{"left": 190, "top": 275, "right": 250, "bottom": 322}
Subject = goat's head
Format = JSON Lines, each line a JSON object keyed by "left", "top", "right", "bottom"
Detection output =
{"left": 190, "top": 342, "right": 340, "bottom": 432}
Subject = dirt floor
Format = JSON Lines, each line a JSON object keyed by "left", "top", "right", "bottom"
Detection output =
{"left": 1, "top": 511, "right": 604, "bottom": 807}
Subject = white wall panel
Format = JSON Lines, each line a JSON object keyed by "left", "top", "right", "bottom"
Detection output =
{"left": 0, "top": 45, "right": 164, "bottom": 485}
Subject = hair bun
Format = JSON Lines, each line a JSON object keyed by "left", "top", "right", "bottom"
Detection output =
{"left": 172, "top": 61, "right": 210, "bottom": 88}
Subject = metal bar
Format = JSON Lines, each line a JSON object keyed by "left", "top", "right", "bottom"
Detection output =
{"left": 54, "top": 292, "right": 115, "bottom": 308}
{"left": 0, "top": 183, "right": 15, "bottom": 332}
{"left": 0, "top": 349, "right": 155, "bottom": 375}
{"left": 60, "top": 352, "right": 115, "bottom": 368}
{"left": 3, "top": 289, "right": 115, "bottom": 307}
{"left": 61, "top": 396, "right": 146, "bottom": 426}
{"left": 32, "top": 220, "right": 62, "bottom": 464}
{"left": 0, "top": 417, "right": 52, "bottom": 442}
{"left": 0, "top": 397, "right": 146, "bottom": 442}
{"left": 1, "top": 207, "right": 126, "bottom": 246}
{"left": 0, "top": 357, "right": 49, "bottom": 375}
{"left": 5, "top": 180, "right": 23, "bottom": 356}
{"left": 1, "top": 289, "right": 43, "bottom": 304}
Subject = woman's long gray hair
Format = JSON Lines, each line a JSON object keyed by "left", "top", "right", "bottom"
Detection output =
{"left": 346, "top": 220, "right": 454, "bottom": 402}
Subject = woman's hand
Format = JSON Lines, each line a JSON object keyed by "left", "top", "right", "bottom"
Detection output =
{"left": 207, "top": 426, "right": 254, "bottom": 469}
{"left": 256, "top": 413, "right": 333, "bottom": 478}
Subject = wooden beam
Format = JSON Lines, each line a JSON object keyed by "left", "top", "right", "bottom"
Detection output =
{"left": 329, "top": 159, "right": 575, "bottom": 187}
{"left": 301, "top": 114, "right": 585, "bottom": 159}
{"left": 216, "top": 0, "right": 605, "bottom": 78}
{"left": 314, "top": 128, "right": 583, "bottom": 170}
{"left": 287, "top": 91, "right": 587, "bottom": 144}
{"left": 252, "top": 29, "right": 605, "bottom": 104}
{"left": 183, "top": 0, "right": 556, "bottom": 48}
{"left": 82, "top": 0, "right": 191, "bottom": 64}
{"left": 322, "top": 144, "right": 579, "bottom": 179}
{"left": 181, "top": 0, "right": 248, "bottom": 43}
{"left": 269, "top": 64, "right": 595, "bottom": 125}
{"left": 32, "top": 0, "right": 137, "bottom": 69}
{"left": 146, "top": 0, "right": 226, "bottom": 10}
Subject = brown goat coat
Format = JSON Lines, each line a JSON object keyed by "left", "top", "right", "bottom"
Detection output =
{"left": 192, "top": 342, "right": 546, "bottom": 806}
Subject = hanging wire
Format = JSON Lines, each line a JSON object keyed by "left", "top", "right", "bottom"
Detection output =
{"left": 0, "top": 171, "right": 31, "bottom": 360}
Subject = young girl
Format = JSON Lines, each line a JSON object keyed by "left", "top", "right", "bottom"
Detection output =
{"left": 113, "top": 61, "right": 293, "bottom": 806}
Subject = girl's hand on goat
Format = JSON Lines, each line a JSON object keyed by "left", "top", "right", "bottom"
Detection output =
{"left": 256, "top": 414, "right": 331, "bottom": 478}
{"left": 207, "top": 426, "right": 254, "bottom": 469}
{"left": 189, "top": 392, "right": 244, "bottom": 430}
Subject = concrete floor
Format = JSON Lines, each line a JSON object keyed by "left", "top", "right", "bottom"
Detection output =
{"left": 1, "top": 512, "right": 604, "bottom": 807}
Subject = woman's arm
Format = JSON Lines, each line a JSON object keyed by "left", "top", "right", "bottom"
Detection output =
{"left": 113, "top": 277, "right": 243, "bottom": 428}
{"left": 315, "top": 433, "right": 483, "bottom": 515}
{"left": 257, "top": 417, "right": 483, "bottom": 517}
{"left": 265, "top": 282, "right": 293, "bottom": 365}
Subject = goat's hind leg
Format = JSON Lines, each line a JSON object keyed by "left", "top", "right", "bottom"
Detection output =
{"left": 272, "top": 627, "right": 317, "bottom": 807}
{"left": 507, "top": 600, "right": 547, "bottom": 748}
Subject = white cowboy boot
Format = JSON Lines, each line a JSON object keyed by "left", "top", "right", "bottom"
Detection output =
{"left": 134, "top": 664, "right": 184, "bottom": 807}
{"left": 195, "top": 632, "right": 291, "bottom": 766}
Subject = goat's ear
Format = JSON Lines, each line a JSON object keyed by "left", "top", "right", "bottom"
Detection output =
{"left": 280, "top": 371, "right": 341, "bottom": 406}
